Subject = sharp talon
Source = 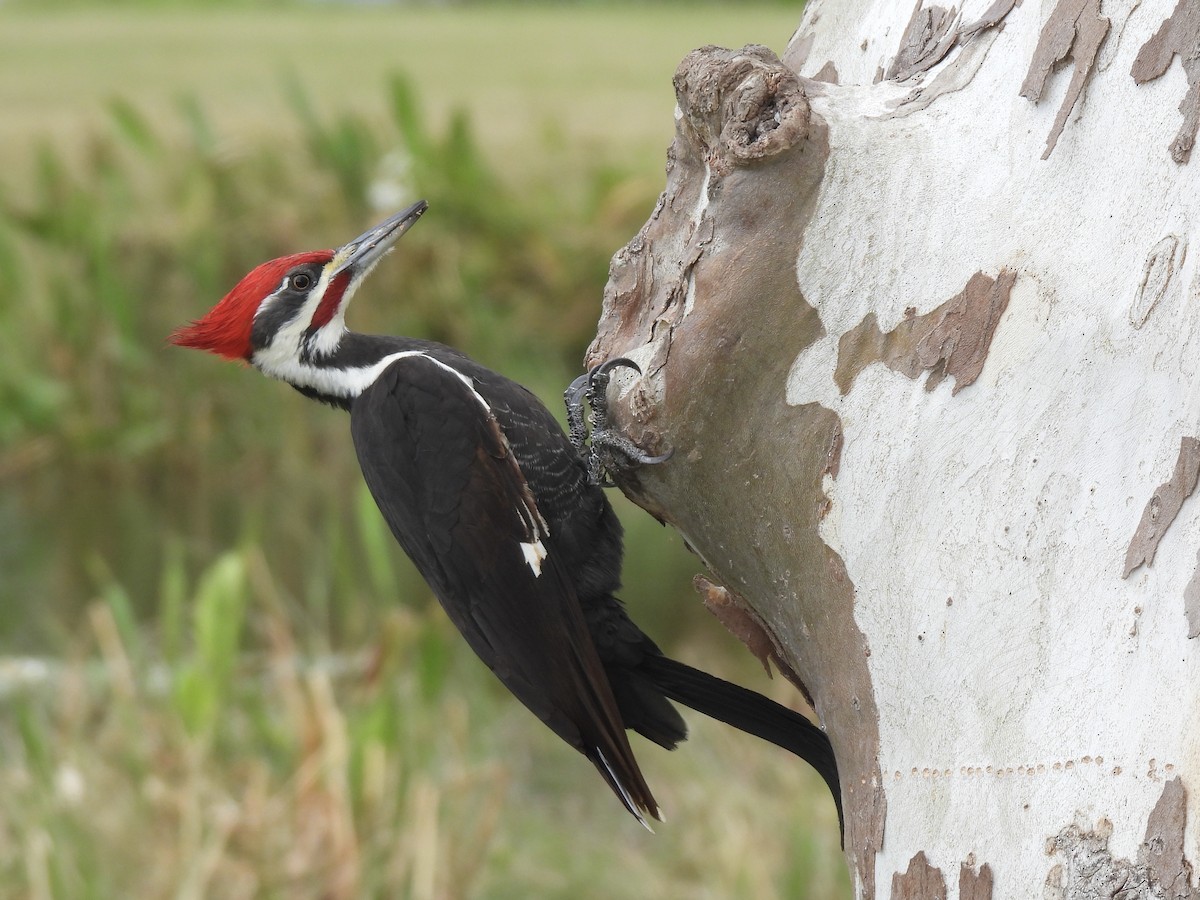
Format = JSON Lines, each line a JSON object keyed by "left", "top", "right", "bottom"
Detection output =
{"left": 592, "top": 357, "right": 642, "bottom": 379}
{"left": 565, "top": 373, "right": 590, "bottom": 402}
{"left": 565, "top": 356, "right": 670, "bottom": 487}
{"left": 592, "top": 432, "right": 672, "bottom": 468}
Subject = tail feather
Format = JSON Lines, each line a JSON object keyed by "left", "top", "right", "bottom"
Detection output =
{"left": 637, "top": 653, "right": 844, "bottom": 838}
{"left": 592, "top": 747, "right": 657, "bottom": 831}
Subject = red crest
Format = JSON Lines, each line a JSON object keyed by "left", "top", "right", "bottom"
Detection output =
{"left": 171, "top": 251, "right": 333, "bottom": 359}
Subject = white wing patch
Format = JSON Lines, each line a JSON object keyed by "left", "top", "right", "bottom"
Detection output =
{"left": 260, "top": 349, "right": 555, "bottom": 579}
{"left": 520, "top": 539, "right": 548, "bottom": 576}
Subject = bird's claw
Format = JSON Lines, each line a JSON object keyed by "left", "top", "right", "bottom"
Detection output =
{"left": 564, "top": 358, "right": 672, "bottom": 487}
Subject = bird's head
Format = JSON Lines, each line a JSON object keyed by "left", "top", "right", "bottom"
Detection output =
{"left": 171, "top": 200, "right": 427, "bottom": 381}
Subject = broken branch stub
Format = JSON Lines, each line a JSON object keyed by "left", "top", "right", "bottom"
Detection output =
{"left": 673, "top": 44, "right": 811, "bottom": 175}
{"left": 587, "top": 44, "right": 818, "bottom": 388}
{"left": 589, "top": 44, "right": 884, "bottom": 890}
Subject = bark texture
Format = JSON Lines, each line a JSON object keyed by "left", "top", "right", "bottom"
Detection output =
{"left": 587, "top": 44, "right": 885, "bottom": 884}
{"left": 590, "top": 1, "right": 1200, "bottom": 897}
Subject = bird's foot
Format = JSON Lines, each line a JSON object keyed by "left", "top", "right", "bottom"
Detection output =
{"left": 565, "top": 358, "right": 672, "bottom": 487}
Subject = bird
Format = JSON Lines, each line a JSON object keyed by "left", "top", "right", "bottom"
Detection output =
{"left": 171, "top": 200, "right": 842, "bottom": 833}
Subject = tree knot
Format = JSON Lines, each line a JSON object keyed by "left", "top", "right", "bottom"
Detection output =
{"left": 673, "top": 44, "right": 811, "bottom": 177}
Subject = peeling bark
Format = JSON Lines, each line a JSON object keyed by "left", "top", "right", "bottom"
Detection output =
{"left": 594, "top": 1, "right": 1200, "bottom": 895}
{"left": 693, "top": 573, "right": 815, "bottom": 704}
{"left": 1045, "top": 785, "right": 1196, "bottom": 900}
{"left": 1139, "top": 778, "right": 1194, "bottom": 900}
{"left": 834, "top": 270, "right": 1016, "bottom": 397}
{"left": 1131, "top": 0, "right": 1200, "bottom": 164}
{"left": 890, "top": 851, "right": 947, "bottom": 900}
{"left": 1123, "top": 436, "right": 1200, "bottom": 578}
{"left": 959, "top": 861, "right": 994, "bottom": 900}
{"left": 1184, "top": 549, "right": 1200, "bottom": 638}
{"left": 886, "top": 0, "right": 1021, "bottom": 83}
{"left": 878, "top": 0, "right": 1019, "bottom": 117}
{"left": 960, "top": 0, "right": 1020, "bottom": 39}
{"left": 589, "top": 44, "right": 884, "bottom": 895}
{"left": 1020, "top": 0, "right": 1111, "bottom": 159}
{"left": 887, "top": 3, "right": 961, "bottom": 82}
{"left": 1045, "top": 817, "right": 1153, "bottom": 898}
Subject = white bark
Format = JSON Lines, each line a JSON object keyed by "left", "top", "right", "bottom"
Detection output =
{"left": 589, "top": 1, "right": 1200, "bottom": 897}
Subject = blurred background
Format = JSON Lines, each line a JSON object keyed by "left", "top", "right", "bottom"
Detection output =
{"left": 0, "top": 1, "right": 848, "bottom": 896}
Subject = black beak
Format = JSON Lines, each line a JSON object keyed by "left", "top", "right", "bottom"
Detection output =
{"left": 331, "top": 200, "right": 428, "bottom": 277}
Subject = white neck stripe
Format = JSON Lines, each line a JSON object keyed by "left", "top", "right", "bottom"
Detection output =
{"left": 253, "top": 349, "right": 490, "bottom": 408}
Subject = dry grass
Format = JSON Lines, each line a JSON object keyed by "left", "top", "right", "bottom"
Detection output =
{"left": 0, "top": 549, "right": 847, "bottom": 899}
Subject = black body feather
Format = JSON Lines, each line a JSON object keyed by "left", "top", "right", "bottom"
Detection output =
{"left": 322, "top": 334, "right": 841, "bottom": 830}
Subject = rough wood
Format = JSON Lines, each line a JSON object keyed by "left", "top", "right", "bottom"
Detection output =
{"left": 959, "top": 861, "right": 994, "bottom": 900}
{"left": 1138, "top": 777, "right": 1195, "bottom": 900}
{"left": 891, "top": 851, "right": 947, "bottom": 900}
{"left": 588, "top": 43, "right": 885, "bottom": 894}
{"left": 887, "top": 3, "right": 961, "bottom": 82}
{"left": 594, "top": 1, "right": 1200, "bottom": 895}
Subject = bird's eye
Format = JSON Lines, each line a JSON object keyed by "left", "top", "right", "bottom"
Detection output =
{"left": 290, "top": 272, "right": 313, "bottom": 291}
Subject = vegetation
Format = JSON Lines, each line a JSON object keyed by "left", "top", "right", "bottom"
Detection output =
{"left": 0, "top": 5, "right": 847, "bottom": 897}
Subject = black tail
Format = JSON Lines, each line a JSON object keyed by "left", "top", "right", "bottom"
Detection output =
{"left": 638, "top": 653, "right": 843, "bottom": 839}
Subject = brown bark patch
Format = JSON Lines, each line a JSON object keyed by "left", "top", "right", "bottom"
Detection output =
{"left": 1131, "top": 0, "right": 1200, "bottom": 164}
{"left": 1123, "top": 436, "right": 1200, "bottom": 578}
{"left": 891, "top": 851, "right": 947, "bottom": 900}
{"left": 1184, "top": 548, "right": 1200, "bottom": 638}
{"left": 787, "top": 30, "right": 816, "bottom": 73}
{"left": 960, "top": 0, "right": 1020, "bottom": 40}
{"left": 887, "top": 2, "right": 960, "bottom": 82}
{"left": 813, "top": 60, "right": 840, "bottom": 84}
{"left": 959, "top": 861, "right": 994, "bottom": 900}
{"left": 693, "top": 574, "right": 814, "bottom": 705}
{"left": 883, "top": 0, "right": 1019, "bottom": 86}
{"left": 1020, "top": 0, "right": 1110, "bottom": 159}
{"left": 1140, "top": 777, "right": 1195, "bottom": 899}
{"left": 835, "top": 269, "right": 1016, "bottom": 396}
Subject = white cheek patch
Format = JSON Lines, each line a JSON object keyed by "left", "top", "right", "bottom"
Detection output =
{"left": 309, "top": 311, "right": 349, "bottom": 357}
{"left": 254, "top": 275, "right": 330, "bottom": 374}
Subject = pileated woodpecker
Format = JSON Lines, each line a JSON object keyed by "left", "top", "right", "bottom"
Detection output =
{"left": 172, "top": 201, "right": 841, "bottom": 832}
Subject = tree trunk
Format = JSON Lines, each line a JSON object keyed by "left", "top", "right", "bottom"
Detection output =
{"left": 586, "top": 1, "right": 1200, "bottom": 896}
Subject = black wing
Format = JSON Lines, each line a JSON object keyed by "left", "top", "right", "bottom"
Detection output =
{"left": 350, "top": 354, "right": 660, "bottom": 824}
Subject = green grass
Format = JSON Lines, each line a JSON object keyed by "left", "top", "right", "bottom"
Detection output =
{"left": 0, "top": 5, "right": 802, "bottom": 190}
{"left": 0, "top": 4, "right": 850, "bottom": 897}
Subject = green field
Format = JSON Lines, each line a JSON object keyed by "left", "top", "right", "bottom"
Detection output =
{"left": 0, "top": 6, "right": 801, "bottom": 186}
{"left": 0, "top": 4, "right": 849, "bottom": 897}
